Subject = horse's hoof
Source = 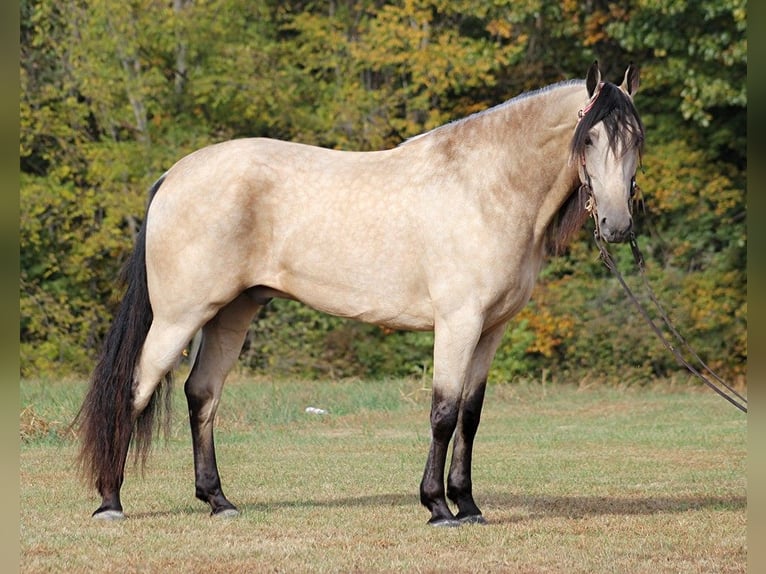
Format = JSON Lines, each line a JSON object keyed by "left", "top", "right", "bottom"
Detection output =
{"left": 428, "top": 517, "right": 461, "bottom": 528}
{"left": 458, "top": 514, "right": 488, "bottom": 525}
{"left": 92, "top": 509, "right": 126, "bottom": 521}
{"left": 212, "top": 507, "right": 239, "bottom": 518}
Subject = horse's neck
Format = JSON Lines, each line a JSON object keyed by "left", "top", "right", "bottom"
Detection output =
{"left": 475, "top": 84, "right": 585, "bottom": 240}
{"left": 509, "top": 84, "right": 585, "bottom": 245}
{"left": 400, "top": 83, "right": 585, "bottom": 247}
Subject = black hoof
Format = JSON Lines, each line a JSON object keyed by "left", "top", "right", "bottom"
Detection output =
{"left": 427, "top": 516, "right": 462, "bottom": 528}
{"left": 211, "top": 507, "right": 239, "bottom": 518}
{"left": 458, "top": 514, "right": 488, "bottom": 525}
{"left": 92, "top": 508, "right": 126, "bottom": 521}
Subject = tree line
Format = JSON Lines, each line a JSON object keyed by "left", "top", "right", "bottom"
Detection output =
{"left": 20, "top": 0, "right": 746, "bottom": 384}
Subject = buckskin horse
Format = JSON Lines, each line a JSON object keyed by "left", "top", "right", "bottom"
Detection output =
{"left": 76, "top": 61, "right": 643, "bottom": 526}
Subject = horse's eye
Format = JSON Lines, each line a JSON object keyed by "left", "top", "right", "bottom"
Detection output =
{"left": 630, "top": 177, "right": 637, "bottom": 197}
{"left": 584, "top": 136, "right": 592, "bottom": 146}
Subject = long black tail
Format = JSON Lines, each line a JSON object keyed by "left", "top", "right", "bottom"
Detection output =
{"left": 75, "top": 176, "right": 172, "bottom": 495}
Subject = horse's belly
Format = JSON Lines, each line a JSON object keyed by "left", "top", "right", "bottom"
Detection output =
{"left": 279, "top": 276, "right": 435, "bottom": 331}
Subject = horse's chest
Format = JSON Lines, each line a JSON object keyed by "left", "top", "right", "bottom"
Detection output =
{"left": 483, "top": 254, "right": 544, "bottom": 323}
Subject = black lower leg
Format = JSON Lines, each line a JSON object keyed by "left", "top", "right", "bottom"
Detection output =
{"left": 93, "top": 446, "right": 127, "bottom": 519}
{"left": 191, "top": 434, "right": 238, "bottom": 515}
{"left": 420, "top": 394, "right": 460, "bottom": 526}
{"left": 187, "top": 394, "right": 238, "bottom": 516}
{"left": 447, "top": 382, "right": 487, "bottom": 522}
{"left": 94, "top": 485, "right": 124, "bottom": 518}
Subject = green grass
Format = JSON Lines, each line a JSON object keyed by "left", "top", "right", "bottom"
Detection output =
{"left": 20, "top": 376, "right": 746, "bottom": 573}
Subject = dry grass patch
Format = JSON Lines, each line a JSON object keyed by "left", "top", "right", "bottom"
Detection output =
{"left": 20, "top": 378, "right": 745, "bottom": 573}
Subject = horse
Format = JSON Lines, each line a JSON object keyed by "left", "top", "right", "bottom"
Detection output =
{"left": 75, "top": 61, "right": 644, "bottom": 526}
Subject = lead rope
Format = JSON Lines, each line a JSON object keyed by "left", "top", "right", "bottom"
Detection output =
{"left": 583, "top": 186, "right": 747, "bottom": 413}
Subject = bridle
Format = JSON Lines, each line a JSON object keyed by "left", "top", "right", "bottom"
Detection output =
{"left": 576, "top": 82, "right": 642, "bottom": 231}
{"left": 578, "top": 162, "right": 640, "bottom": 241}
{"left": 575, "top": 90, "right": 747, "bottom": 414}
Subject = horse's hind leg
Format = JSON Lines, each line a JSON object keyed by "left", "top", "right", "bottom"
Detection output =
{"left": 94, "top": 319, "right": 201, "bottom": 520}
{"left": 184, "top": 292, "right": 262, "bottom": 516}
{"left": 447, "top": 321, "right": 507, "bottom": 524}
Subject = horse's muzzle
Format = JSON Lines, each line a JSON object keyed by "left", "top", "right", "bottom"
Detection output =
{"left": 599, "top": 217, "right": 633, "bottom": 243}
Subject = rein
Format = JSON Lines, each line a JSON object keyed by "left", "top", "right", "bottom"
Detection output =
{"left": 575, "top": 86, "right": 746, "bottom": 414}
{"left": 580, "top": 179, "right": 747, "bottom": 413}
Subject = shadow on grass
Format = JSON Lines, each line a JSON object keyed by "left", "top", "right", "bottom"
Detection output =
{"left": 127, "top": 492, "right": 744, "bottom": 521}
{"left": 483, "top": 492, "right": 746, "bottom": 523}
{"left": 239, "top": 491, "right": 745, "bottom": 520}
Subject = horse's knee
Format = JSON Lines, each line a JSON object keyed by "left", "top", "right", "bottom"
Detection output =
{"left": 461, "top": 381, "right": 487, "bottom": 436}
{"left": 430, "top": 396, "right": 459, "bottom": 441}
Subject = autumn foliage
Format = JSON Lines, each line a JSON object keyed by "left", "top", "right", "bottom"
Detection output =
{"left": 20, "top": 0, "right": 746, "bottom": 383}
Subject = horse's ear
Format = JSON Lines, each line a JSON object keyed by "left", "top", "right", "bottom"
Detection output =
{"left": 586, "top": 60, "right": 601, "bottom": 98}
{"left": 620, "top": 63, "right": 640, "bottom": 97}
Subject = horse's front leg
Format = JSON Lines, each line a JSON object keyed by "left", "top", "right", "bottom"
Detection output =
{"left": 447, "top": 322, "right": 508, "bottom": 524}
{"left": 420, "top": 316, "right": 483, "bottom": 527}
{"left": 184, "top": 294, "right": 261, "bottom": 516}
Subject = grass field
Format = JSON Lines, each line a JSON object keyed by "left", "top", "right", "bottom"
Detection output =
{"left": 20, "top": 375, "right": 746, "bottom": 573}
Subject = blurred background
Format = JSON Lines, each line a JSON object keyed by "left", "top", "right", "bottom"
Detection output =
{"left": 19, "top": 0, "right": 746, "bottom": 385}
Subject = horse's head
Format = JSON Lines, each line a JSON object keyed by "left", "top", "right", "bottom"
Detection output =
{"left": 571, "top": 62, "right": 644, "bottom": 243}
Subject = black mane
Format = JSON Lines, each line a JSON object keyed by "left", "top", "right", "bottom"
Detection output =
{"left": 547, "top": 81, "right": 644, "bottom": 256}
{"left": 570, "top": 82, "right": 644, "bottom": 160}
